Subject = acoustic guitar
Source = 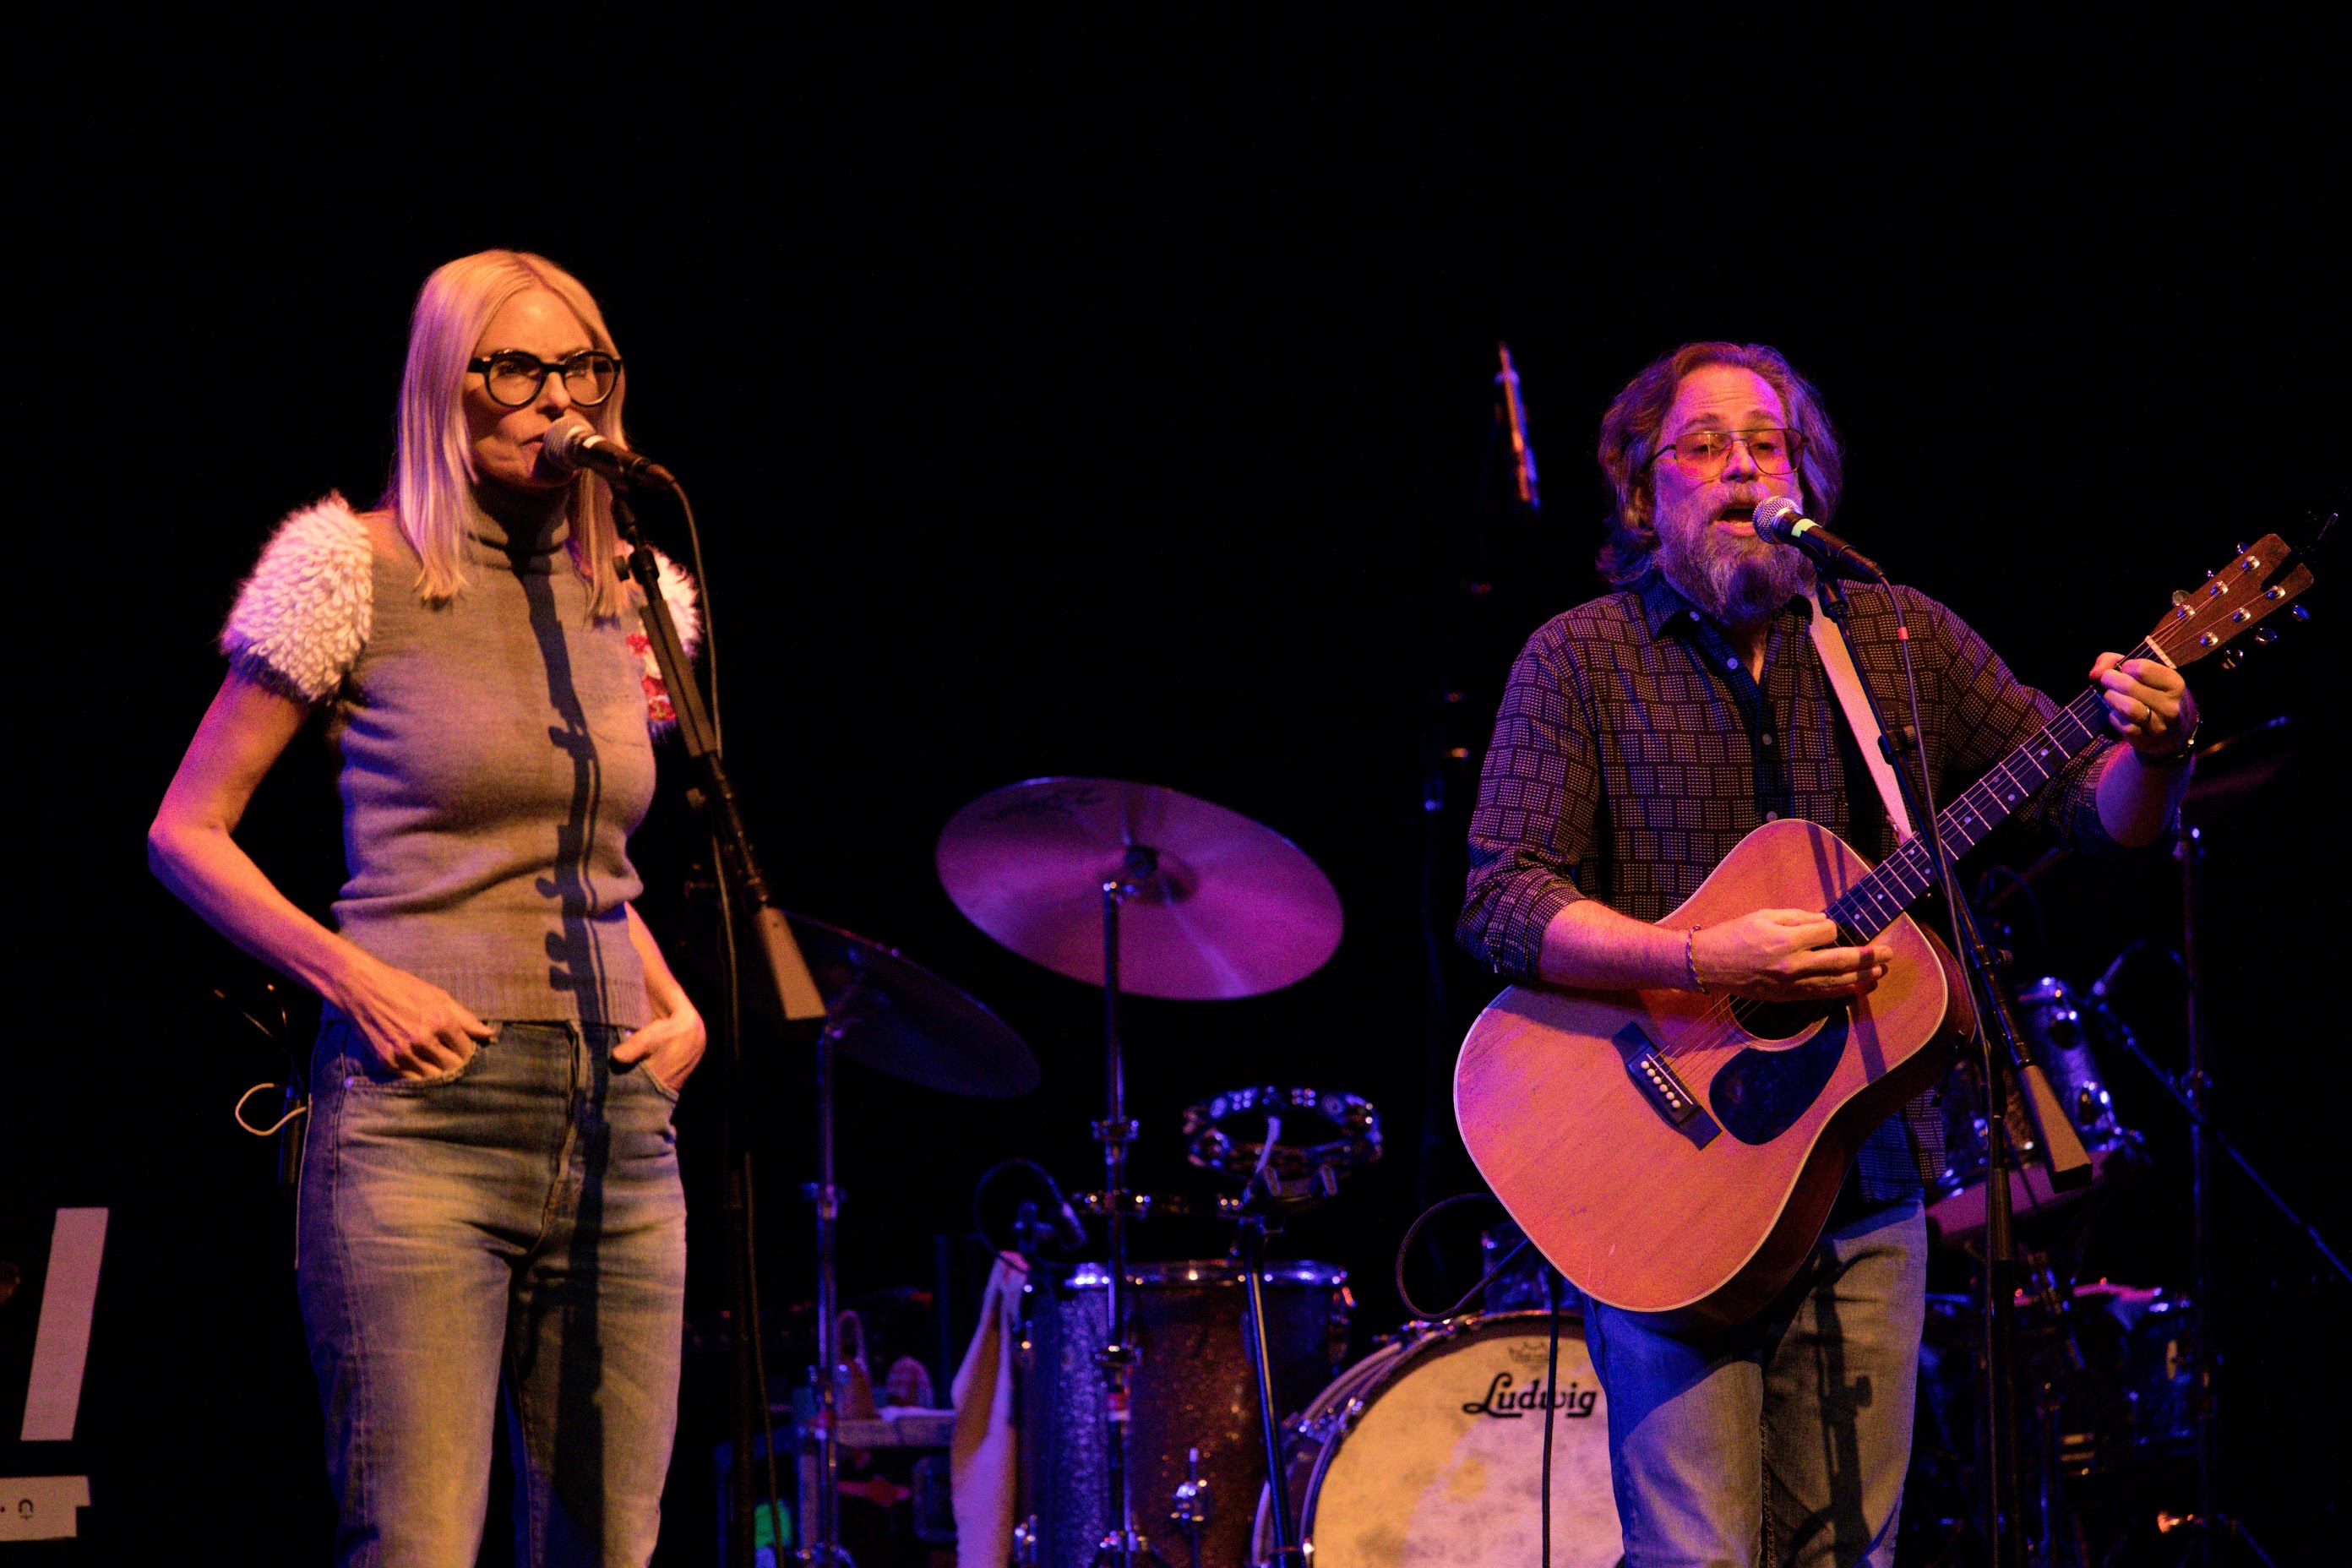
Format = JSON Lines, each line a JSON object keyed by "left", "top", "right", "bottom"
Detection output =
{"left": 1454, "top": 536, "right": 2314, "bottom": 1331}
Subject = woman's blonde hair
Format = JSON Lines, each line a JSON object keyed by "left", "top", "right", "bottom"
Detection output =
{"left": 385, "top": 249, "right": 629, "bottom": 617}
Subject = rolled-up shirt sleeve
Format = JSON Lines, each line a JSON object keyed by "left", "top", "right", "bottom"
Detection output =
{"left": 1456, "top": 622, "right": 1598, "bottom": 982}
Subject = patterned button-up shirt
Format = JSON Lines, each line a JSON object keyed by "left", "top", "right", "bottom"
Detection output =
{"left": 1456, "top": 569, "right": 2124, "bottom": 1201}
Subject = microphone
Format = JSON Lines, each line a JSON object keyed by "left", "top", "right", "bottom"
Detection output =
{"left": 540, "top": 418, "right": 677, "bottom": 489}
{"left": 1495, "top": 342, "right": 1541, "bottom": 511}
{"left": 1754, "top": 496, "right": 1883, "bottom": 580}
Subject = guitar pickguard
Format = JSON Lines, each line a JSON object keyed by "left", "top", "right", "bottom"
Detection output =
{"left": 1709, "top": 1006, "right": 1850, "bottom": 1145}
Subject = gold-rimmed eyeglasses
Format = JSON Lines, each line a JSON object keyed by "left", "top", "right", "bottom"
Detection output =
{"left": 1651, "top": 427, "right": 1805, "bottom": 481}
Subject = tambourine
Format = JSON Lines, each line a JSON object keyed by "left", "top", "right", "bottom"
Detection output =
{"left": 1181, "top": 1085, "right": 1382, "bottom": 1200}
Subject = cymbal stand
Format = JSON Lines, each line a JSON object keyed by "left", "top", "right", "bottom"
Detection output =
{"left": 804, "top": 984, "right": 864, "bottom": 1568}
{"left": 2178, "top": 820, "right": 2218, "bottom": 1568}
{"left": 2171, "top": 822, "right": 2287, "bottom": 1568}
{"left": 1093, "top": 847, "right": 1155, "bottom": 1568}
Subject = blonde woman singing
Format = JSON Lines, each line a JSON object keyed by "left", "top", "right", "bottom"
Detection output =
{"left": 150, "top": 250, "right": 707, "bottom": 1566}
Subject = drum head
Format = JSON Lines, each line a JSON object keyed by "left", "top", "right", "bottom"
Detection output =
{"left": 1288, "top": 1312, "right": 1620, "bottom": 1568}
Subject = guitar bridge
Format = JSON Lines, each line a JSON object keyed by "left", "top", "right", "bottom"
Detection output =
{"left": 1613, "top": 1021, "right": 1722, "bottom": 1149}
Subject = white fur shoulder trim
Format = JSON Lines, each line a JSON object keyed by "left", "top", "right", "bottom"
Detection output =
{"left": 652, "top": 547, "right": 702, "bottom": 656}
{"left": 220, "top": 494, "right": 374, "bottom": 704}
{"left": 623, "top": 546, "right": 702, "bottom": 737}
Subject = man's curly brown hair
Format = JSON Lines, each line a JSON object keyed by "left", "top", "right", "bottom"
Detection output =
{"left": 1595, "top": 341, "right": 1846, "bottom": 584}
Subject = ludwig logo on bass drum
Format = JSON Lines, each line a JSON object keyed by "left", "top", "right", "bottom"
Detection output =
{"left": 1462, "top": 1372, "right": 1598, "bottom": 1419}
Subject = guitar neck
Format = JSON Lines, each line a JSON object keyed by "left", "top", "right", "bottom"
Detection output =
{"left": 1827, "top": 638, "right": 2153, "bottom": 941}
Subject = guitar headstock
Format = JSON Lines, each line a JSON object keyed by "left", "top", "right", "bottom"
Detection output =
{"left": 2144, "top": 533, "right": 2317, "bottom": 670}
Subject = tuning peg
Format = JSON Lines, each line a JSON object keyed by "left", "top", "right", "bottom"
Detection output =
{"left": 2292, "top": 605, "right": 2311, "bottom": 622}
{"left": 2235, "top": 542, "right": 2250, "bottom": 553}
{"left": 2219, "top": 651, "right": 2242, "bottom": 670}
{"left": 2255, "top": 628, "right": 2278, "bottom": 645}
{"left": 2171, "top": 590, "right": 2191, "bottom": 606}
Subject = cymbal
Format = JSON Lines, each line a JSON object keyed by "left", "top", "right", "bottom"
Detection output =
{"left": 2181, "top": 713, "right": 2301, "bottom": 828}
{"left": 935, "top": 777, "right": 1343, "bottom": 1000}
{"left": 787, "top": 914, "right": 1039, "bottom": 1099}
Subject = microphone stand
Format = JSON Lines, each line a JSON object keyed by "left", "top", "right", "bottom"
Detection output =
{"left": 1813, "top": 572, "right": 2086, "bottom": 1568}
{"left": 609, "top": 484, "right": 833, "bottom": 1568}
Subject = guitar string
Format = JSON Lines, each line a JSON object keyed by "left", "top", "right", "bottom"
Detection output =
{"left": 1648, "top": 632, "right": 2167, "bottom": 1075}
{"left": 1633, "top": 569, "right": 2262, "bottom": 1108}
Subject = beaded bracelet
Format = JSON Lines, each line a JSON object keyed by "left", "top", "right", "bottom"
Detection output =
{"left": 1685, "top": 928, "right": 1707, "bottom": 994}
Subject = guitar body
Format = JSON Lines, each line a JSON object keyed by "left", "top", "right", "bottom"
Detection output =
{"left": 1455, "top": 818, "right": 1971, "bottom": 1332}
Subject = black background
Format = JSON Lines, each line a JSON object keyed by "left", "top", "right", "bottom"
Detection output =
{"left": 8, "top": 17, "right": 2346, "bottom": 1565}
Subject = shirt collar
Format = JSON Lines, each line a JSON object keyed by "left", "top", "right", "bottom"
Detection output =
{"left": 1631, "top": 567, "right": 1815, "bottom": 642}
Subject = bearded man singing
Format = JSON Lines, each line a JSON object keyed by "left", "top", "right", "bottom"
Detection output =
{"left": 1456, "top": 342, "right": 2197, "bottom": 1566}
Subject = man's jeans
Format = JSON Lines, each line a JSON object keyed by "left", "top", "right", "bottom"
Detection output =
{"left": 1583, "top": 1196, "right": 1926, "bottom": 1568}
{"left": 297, "top": 1018, "right": 687, "bottom": 1567}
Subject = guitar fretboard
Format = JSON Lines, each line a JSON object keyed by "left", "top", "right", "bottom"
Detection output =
{"left": 1827, "top": 640, "right": 2151, "bottom": 942}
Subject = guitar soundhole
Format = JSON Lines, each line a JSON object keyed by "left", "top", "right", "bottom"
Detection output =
{"left": 1711, "top": 1004, "right": 1852, "bottom": 1146}
{"left": 1727, "top": 997, "right": 1831, "bottom": 1042}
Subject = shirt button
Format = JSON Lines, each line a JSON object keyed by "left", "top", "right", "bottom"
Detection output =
{"left": 1765, "top": 811, "right": 1780, "bottom": 821}
{"left": 1761, "top": 733, "right": 1776, "bottom": 746}
{"left": 1724, "top": 656, "right": 1739, "bottom": 670}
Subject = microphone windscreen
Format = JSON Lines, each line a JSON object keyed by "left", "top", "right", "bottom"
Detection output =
{"left": 1753, "top": 495, "right": 1805, "bottom": 541}
{"left": 539, "top": 416, "right": 594, "bottom": 472}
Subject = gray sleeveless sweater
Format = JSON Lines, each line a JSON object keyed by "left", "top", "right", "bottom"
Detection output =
{"left": 221, "top": 495, "right": 700, "bottom": 1029}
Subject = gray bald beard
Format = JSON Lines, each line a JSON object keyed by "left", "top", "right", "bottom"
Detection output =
{"left": 1656, "top": 516, "right": 1816, "bottom": 626}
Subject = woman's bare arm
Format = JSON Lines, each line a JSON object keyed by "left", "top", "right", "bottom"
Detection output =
{"left": 148, "top": 671, "right": 491, "bottom": 1075}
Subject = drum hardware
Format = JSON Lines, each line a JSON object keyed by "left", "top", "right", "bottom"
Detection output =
{"left": 1168, "top": 1449, "right": 1207, "bottom": 1568}
{"left": 1071, "top": 1191, "right": 1228, "bottom": 1221}
{"left": 939, "top": 777, "right": 1346, "bottom": 1568}
{"left": 1912, "top": 1277, "right": 2222, "bottom": 1565}
{"left": 1173, "top": 1083, "right": 1381, "bottom": 1568}
{"left": 1930, "top": 976, "right": 2148, "bottom": 1243}
{"left": 773, "top": 914, "right": 1041, "bottom": 1568}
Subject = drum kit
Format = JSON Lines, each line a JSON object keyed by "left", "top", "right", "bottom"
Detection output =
{"left": 775, "top": 717, "right": 2313, "bottom": 1568}
{"left": 785, "top": 775, "right": 1626, "bottom": 1568}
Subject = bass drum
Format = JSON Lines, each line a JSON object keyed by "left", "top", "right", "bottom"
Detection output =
{"left": 1255, "top": 1311, "right": 1621, "bottom": 1568}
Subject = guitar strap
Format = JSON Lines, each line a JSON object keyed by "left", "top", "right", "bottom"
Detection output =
{"left": 1804, "top": 589, "right": 1918, "bottom": 844}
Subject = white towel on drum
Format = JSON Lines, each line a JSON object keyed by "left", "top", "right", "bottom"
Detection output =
{"left": 951, "top": 1251, "right": 1029, "bottom": 1568}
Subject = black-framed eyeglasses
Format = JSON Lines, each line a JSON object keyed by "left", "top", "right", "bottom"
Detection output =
{"left": 1650, "top": 427, "right": 1805, "bottom": 480}
{"left": 466, "top": 350, "right": 623, "bottom": 408}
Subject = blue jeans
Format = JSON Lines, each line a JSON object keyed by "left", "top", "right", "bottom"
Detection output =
{"left": 1583, "top": 1196, "right": 1926, "bottom": 1568}
{"left": 297, "top": 1018, "right": 688, "bottom": 1566}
